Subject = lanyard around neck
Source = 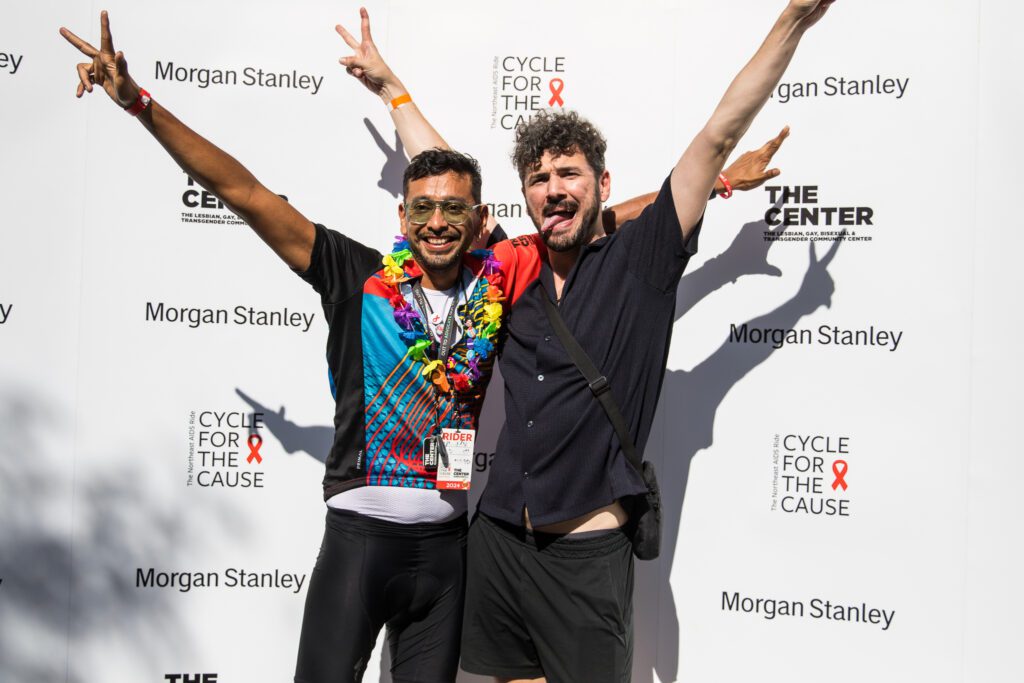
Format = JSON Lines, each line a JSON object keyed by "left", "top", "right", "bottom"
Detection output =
{"left": 411, "top": 277, "right": 462, "bottom": 362}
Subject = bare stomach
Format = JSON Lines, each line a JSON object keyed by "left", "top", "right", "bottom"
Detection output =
{"left": 524, "top": 500, "right": 629, "bottom": 534}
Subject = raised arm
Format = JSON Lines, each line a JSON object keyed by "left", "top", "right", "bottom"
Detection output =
{"left": 336, "top": 8, "right": 795, "bottom": 245}
{"left": 60, "top": 11, "right": 315, "bottom": 270}
{"left": 603, "top": 126, "right": 790, "bottom": 232}
{"left": 671, "top": 0, "right": 834, "bottom": 237}
{"left": 336, "top": 8, "right": 448, "bottom": 157}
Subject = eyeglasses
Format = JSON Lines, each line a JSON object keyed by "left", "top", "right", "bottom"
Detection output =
{"left": 404, "top": 199, "right": 483, "bottom": 225}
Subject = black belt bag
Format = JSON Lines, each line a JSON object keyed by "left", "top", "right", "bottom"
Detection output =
{"left": 542, "top": 293, "right": 662, "bottom": 560}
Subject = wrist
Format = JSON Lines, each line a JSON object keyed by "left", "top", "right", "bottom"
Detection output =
{"left": 123, "top": 86, "right": 151, "bottom": 116}
{"left": 378, "top": 80, "right": 408, "bottom": 105}
{"left": 117, "top": 78, "right": 142, "bottom": 109}
{"left": 384, "top": 93, "right": 413, "bottom": 115}
{"left": 780, "top": 5, "right": 811, "bottom": 34}
{"left": 717, "top": 173, "right": 734, "bottom": 199}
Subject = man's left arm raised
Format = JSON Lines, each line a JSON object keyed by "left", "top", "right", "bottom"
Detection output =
{"left": 671, "top": 0, "right": 835, "bottom": 237}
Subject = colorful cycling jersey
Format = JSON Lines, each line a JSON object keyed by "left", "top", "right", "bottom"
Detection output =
{"left": 299, "top": 224, "right": 541, "bottom": 499}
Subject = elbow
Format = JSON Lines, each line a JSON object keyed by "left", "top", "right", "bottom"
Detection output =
{"left": 698, "top": 126, "right": 736, "bottom": 167}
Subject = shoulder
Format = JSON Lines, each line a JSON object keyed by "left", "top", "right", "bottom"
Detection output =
{"left": 297, "top": 223, "right": 385, "bottom": 299}
{"left": 312, "top": 223, "right": 380, "bottom": 257}
{"left": 618, "top": 175, "right": 678, "bottom": 234}
{"left": 488, "top": 232, "right": 544, "bottom": 305}
{"left": 493, "top": 232, "right": 544, "bottom": 261}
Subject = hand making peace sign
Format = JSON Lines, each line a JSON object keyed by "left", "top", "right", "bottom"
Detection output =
{"left": 60, "top": 11, "right": 139, "bottom": 107}
{"left": 336, "top": 7, "right": 398, "bottom": 96}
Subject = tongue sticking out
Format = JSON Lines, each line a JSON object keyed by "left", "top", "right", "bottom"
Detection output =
{"left": 543, "top": 212, "right": 574, "bottom": 232}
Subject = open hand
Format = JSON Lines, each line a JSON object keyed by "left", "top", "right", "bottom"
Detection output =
{"left": 59, "top": 11, "right": 138, "bottom": 106}
{"left": 721, "top": 126, "right": 789, "bottom": 192}
{"left": 336, "top": 7, "right": 397, "bottom": 95}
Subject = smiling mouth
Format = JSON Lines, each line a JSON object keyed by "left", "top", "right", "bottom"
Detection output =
{"left": 418, "top": 233, "right": 460, "bottom": 251}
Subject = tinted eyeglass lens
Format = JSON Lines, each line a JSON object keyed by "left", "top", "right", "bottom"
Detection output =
{"left": 407, "top": 200, "right": 473, "bottom": 225}
{"left": 441, "top": 201, "right": 470, "bottom": 223}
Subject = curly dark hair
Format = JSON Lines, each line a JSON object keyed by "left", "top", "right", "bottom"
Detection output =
{"left": 403, "top": 148, "right": 482, "bottom": 203}
{"left": 511, "top": 110, "right": 607, "bottom": 182}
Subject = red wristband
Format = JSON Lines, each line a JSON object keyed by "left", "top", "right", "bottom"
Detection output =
{"left": 718, "top": 173, "right": 733, "bottom": 199}
{"left": 124, "top": 88, "right": 151, "bottom": 116}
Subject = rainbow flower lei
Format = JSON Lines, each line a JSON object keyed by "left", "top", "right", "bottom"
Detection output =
{"left": 383, "top": 236, "right": 505, "bottom": 395}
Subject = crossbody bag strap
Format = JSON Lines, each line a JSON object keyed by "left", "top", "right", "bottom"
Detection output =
{"left": 541, "top": 292, "right": 643, "bottom": 473}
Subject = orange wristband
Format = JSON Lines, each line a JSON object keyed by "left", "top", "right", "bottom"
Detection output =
{"left": 388, "top": 93, "right": 412, "bottom": 112}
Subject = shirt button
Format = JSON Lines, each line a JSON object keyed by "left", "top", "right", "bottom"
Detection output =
{"left": 537, "top": 374, "right": 545, "bottom": 382}
{"left": 527, "top": 420, "right": 534, "bottom": 428}
{"left": 544, "top": 335, "right": 551, "bottom": 342}
{"left": 523, "top": 471, "right": 529, "bottom": 479}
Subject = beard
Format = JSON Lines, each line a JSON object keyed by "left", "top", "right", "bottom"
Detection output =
{"left": 405, "top": 226, "right": 473, "bottom": 279}
{"left": 535, "top": 187, "right": 602, "bottom": 253}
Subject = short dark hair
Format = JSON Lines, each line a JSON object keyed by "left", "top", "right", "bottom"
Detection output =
{"left": 403, "top": 148, "right": 482, "bottom": 203}
{"left": 511, "top": 110, "right": 607, "bottom": 182}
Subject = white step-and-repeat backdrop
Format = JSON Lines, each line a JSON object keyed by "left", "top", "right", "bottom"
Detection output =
{"left": 2, "top": 1, "right": 1021, "bottom": 682}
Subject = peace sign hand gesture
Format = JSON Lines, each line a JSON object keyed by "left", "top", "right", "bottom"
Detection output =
{"left": 336, "top": 7, "right": 401, "bottom": 97}
{"left": 60, "top": 11, "right": 138, "bottom": 107}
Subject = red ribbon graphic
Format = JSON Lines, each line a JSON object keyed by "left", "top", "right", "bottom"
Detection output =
{"left": 548, "top": 78, "right": 565, "bottom": 107}
{"left": 831, "top": 459, "right": 848, "bottom": 491}
{"left": 247, "top": 434, "right": 263, "bottom": 464}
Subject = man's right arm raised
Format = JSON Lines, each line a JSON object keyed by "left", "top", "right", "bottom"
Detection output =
{"left": 60, "top": 11, "right": 315, "bottom": 271}
{"left": 336, "top": 8, "right": 450, "bottom": 157}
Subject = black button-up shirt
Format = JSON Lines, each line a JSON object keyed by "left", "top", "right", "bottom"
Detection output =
{"left": 480, "top": 176, "right": 701, "bottom": 526}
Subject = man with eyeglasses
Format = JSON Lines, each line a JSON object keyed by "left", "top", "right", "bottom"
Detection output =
{"left": 58, "top": 12, "right": 510, "bottom": 683}
{"left": 59, "top": 12, "right": 664, "bottom": 683}
{"left": 60, "top": 9, "right": 793, "bottom": 683}
{"left": 338, "top": 2, "right": 836, "bottom": 681}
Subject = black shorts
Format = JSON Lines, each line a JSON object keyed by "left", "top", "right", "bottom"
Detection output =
{"left": 460, "top": 513, "right": 634, "bottom": 683}
{"left": 294, "top": 508, "right": 467, "bottom": 683}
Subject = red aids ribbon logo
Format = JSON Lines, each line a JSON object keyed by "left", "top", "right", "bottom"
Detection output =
{"left": 831, "top": 459, "right": 848, "bottom": 491}
{"left": 246, "top": 434, "right": 263, "bottom": 464}
{"left": 548, "top": 78, "right": 565, "bottom": 107}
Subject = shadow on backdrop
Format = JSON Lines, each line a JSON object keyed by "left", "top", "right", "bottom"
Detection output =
{"left": 0, "top": 387, "right": 242, "bottom": 682}
{"left": 235, "top": 388, "right": 333, "bottom": 465}
{"left": 365, "top": 117, "right": 408, "bottom": 198}
{"left": 631, "top": 213, "right": 844, "bottom": 683}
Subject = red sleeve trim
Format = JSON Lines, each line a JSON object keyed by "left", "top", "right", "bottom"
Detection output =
{"left": 493, "top": 234, "right": 544, "bottom": 307}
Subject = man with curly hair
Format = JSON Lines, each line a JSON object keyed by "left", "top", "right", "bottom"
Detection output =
{"left": 455, "top": 3, "right": 837, "bottom": 682}
{"left": 60, "top": 9, "right": 769, "bottom": 682}
{"left": 332, "top": 1, "right": 835, "bottom": 679}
